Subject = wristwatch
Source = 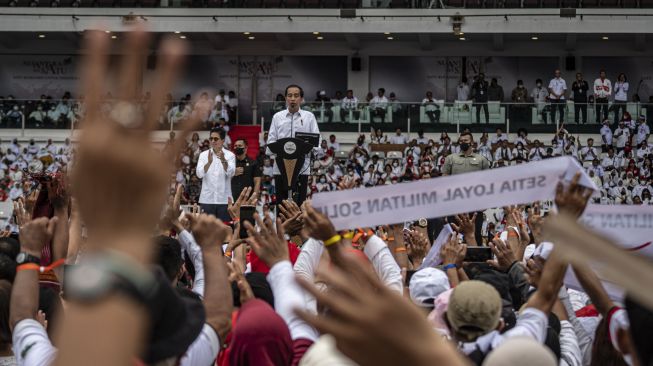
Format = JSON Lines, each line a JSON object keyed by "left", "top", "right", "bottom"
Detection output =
{"left": 64, "top": 251, "right": 158, "bottom": 305}
{"left": 16, "top": 252, "right": 40, "bottom": 265}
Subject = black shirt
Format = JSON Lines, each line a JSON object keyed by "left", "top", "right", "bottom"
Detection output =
{"left": 231, "top": 155, "right": 262, "bottom": 199}
{"left": 572, "top": 80, "right": 589, "bottom": 102}
{"left": 472, "top": 80, "right": 489, "bottom": 102}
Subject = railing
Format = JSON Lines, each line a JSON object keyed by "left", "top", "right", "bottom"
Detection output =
{"left": 259, "top": 100, "right": 651, "bottom": 135}
{"left": 0, "top": 98, "right": 233, "bottom": 135}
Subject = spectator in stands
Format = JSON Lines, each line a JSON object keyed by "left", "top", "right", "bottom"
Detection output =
{"left": 327, "top": 134, "right": 340, "bottom": 151}
{"left": 28, "top": 104, "right": 47, "bottom": 128}
{"left": 580, "top": 138, "right": 599, "bottom": 162}
{"left": 332, "top": 90, "right": 343, "bottom": 104}
{"left": 572, "top": 72, "right": 589, "bottom": 124}
{"left": 512, "top": 141, "right": 528, "bottom": 162}
{"left": 471, "top": 73, "right": 489, "bottom": 123}
{"left": 168, "top": 101, "right": 191, "bottom": 126}
{"left": 370, "top": 88, "right": 388, "bottom": 123}
{"left": 614, "top": 120, "right": 630, "bottom": 153}
{"left": 531, "top": 78, "right": 549, "bottom": 124}
{"left": 226, "top": 90, "right": 238, "bottom": 122}
{"left": 272, "top": 93, "right": 286, "bottom": 114}
{"left": 636, "top": 114, "right": 650, "bottom": 147}
{"left": 416, "top": 129, "right": 428, "bottom": 145}
{"left": 340, "top": 90, "right": 359, "bottom": 123}
{"left": 488, "top": 78, "right": 504, "bottom": 102}
{"left": 490, "top": 128, "right": 508, "bottom": 146}
{"left": 193, "top": 92, "right": 213, "bottom": 127}
{"left": 390, "top": 128, "right": 408, "bottom": 145}
{"left": 457, "top": 77, "right": 470, "bottom": 102}
{"left": 548, "top": 69, "right": 567, "bottom": 124}
{"left": 315, "top": 91, "right": 334, "bottom": 123}
{"left": 388, "top": 92, "right": 403, "bottom": 122}
{"left": 613, "top": 73, "right": 629, "bottom": 125}
{"left": 600, "top": 119, "right": 613, "bottom": 152}
{"left": 422, "top": 91, "right": 441, "bottom": 123}
{"left": 371, "top": 127, "right": 388, "bottom": 144}
{"left": 5, "top": 104, "right": 22, "bottom": 128}
{"left": 515, "top": 128, "right": 530, "bottom": 146}
{"left": 594, "top": 70, "right": 612, "bottom": 124}
{"left": 529, "top": 140, "right": 546, "bottom": 161}
{"left": 477, "top": 134, "right": 493, "bottom": 163}
{"left": 493, "top": 140, "right": 512, "bottom": 163}
{"left": 213, "top": 89, "right": 229, "bottom": 122}
{"left": 510, "top": 80, "right": 529, "bottom": 123}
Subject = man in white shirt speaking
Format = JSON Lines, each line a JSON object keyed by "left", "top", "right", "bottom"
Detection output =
{"left": 196, "top": 128, "right": 236, "bottom": 221}
{"left": 266, "top": 84, "right": 320, "bottom": 206}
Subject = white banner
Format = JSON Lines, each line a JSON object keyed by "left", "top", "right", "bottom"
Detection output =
{"left": 312, "top": 157, "right": 596, "bottom": 230}
{"left": 580, "top": 204, "right": 653, "bottom": 258}
{"left": 419, "top": 224, "right": 455, "bottom": 270}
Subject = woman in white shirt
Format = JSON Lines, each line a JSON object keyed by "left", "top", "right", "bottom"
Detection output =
{"left": 612, "top": 73, "right": 629, "bottom": 125}
{"left": 512, "top": 142, "right": 529, "bottom": 162}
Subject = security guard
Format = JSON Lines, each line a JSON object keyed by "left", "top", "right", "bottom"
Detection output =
{"left": 442, "top": 132, "right": 490, "bottom": 175}
{"left": 442, "top": 131, "right": 490, "bottom": 243}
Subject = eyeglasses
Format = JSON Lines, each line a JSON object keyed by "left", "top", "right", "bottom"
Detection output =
{"left": 209, "top": 137, "right": 221, "bottom": 142}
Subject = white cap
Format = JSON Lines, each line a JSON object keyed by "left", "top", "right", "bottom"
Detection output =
{"left": 409, "top": 267, "right": 450, "bottom": 307}
{"left": 319, "top": 90, "right": 326, "bottom": 96}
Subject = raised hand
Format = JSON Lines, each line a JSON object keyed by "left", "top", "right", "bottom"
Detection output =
{"left": 302, "top": 202, "right": 338, "bottom": 242}
{"left": 19, "top": 217, "right": 58, "bottom": 257}
{"left": 555, "top": 172, "right": 593, "bottom": 218}
{"left": 486, "top": 238, "right": 517, "bottom": 272}
{"left": 525, "top": 256, "right": 546, "bottom": 288}
{"left": 161, "top": 184, "right": 183, "bottom": 231}
{"left": 526, "top": 203, "right": 544, "bottom": 244}
{"left": 187, "top": 213, "right": 231, "bottom": 250}
{"left": 70, "top": 30, "right": 193, "bottom": 263}
{"left": 294, "top": 254, "right": 466, "bottom": 366}
{"left": 440, "top": 234, "right": 466, "bottom": 268}
{"left": 406, "top": 230, "right": 430, "bottom": 266}
{"left": 450, "top": 212, "right": 477, "bottom": 245}
{"left": 227, "top": 261, "right": 253, "bottom": 304}
{"left": 13, "top": 199, "right": 32, "bottom": 229}
{"left": 244, "top": 213, "right": 289, "bottom": 269}
{"left": 227, "top": 187, "right": 256, "bottom": 220}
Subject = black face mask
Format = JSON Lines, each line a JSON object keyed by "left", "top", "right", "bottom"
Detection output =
{"left": 460, "top": 142, "right": 470, "bottom": 152}
{"left": 234, "top": 147, "right": 245, "bottom": 156}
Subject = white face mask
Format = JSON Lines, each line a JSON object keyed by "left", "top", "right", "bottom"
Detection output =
{"left": 320, "top": 178, "right": 326, "bottom": 183}
{"left": 393, "top": 162, "right": 399, "bottom": 167}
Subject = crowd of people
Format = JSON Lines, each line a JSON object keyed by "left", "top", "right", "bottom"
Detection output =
{"left": 0, "top": 31, "right": 652, "bottom": 366}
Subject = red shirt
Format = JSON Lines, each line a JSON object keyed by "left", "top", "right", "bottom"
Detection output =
{"left": 247, "top": 241, "right": 301, "bottom": 274}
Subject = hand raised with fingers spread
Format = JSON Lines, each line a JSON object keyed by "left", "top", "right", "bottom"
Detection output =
{"left": 19, "top": 217, "right": 58, "bottom": 257}
{"left": 451, "top": 212, "right": 476, "bottom": 245}
{"left": 302, "top": 202, "right": 338, "bottom": 242}
{"left": 440, "top": 234, "right": 465, "bottom": 267}
{"left": 486, "top": 238, "right": 517, "bottom": 272}
{"left": 227, "top": 261, "right": 254, "bottom": 305}
{"left": 244, "top": 213, "right": 289, "bottom": 268}
{"left": 227, "top": 187, "right": 256, "bottom": 220}
{"left": 161, "top": 184, "right": 183, "bottom": 230}
{"left": 186, "top": 213, "right": 231, "bottom": 250}
{"left": 527, "top": 203, "right": 544, "bottom": 244}
{"left": 406, "top": 230, "right": 430, "bottom": 262}
{"left": 294, "top": 254, "right": 466, "bottom": 366}
{"left": 555, "top": 172, "right": 593, "bottom": 218}
{"left": 14, "top": 199, "right": 31, "bottom": 229}
{"left": 525, "top": 256, "right": 546, "bottom": 288}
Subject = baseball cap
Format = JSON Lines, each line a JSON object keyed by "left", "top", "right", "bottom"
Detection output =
{"left": 409, "top": 268, "right": 450, "bottom": 308}
{"left": 446, "top": 280, "right": 502, "bottom": 341}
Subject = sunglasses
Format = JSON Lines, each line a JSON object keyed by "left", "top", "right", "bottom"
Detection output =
{"left": 209, "top": 137, "right": 221, "bottom": 142}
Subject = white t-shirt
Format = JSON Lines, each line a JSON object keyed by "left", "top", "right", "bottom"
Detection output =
{"left": 548, "top": 78, "right": 567, "bottom": 100}
{"left": 614, "top": 127, "right": 630, "bottom": 148}
{"left": 12, "top": 319, "right": 57, "bottom": 366}
{"left": 600, "top": 125, "right": 613, "bottom": 145}
{"left": 636, "top": 123, "right": 650, "bottom": 145}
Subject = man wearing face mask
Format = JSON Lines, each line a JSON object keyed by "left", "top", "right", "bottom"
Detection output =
{"left": 230, "top": 138, "right": 261, "bottom": 201}
{"left": 531, "top": 79, "right": 549, "bottom": 124}
{"left": 443, "top": 132, "right": 490, "bottom": 242}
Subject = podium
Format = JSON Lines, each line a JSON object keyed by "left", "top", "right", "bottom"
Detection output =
{"left": 267, "top": 137, "right": 314, "bottom": 203}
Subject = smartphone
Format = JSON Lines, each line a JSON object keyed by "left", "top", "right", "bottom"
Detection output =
{"left": 239, "top": 206, "right": 256, "bottom": 239}
{"left": 464, "top": 246, "right": 492, "bottom": 263}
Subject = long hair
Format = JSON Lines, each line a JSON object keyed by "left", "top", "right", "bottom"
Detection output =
{"left": 590, "top": 317, "right": 627, "bottom": 366}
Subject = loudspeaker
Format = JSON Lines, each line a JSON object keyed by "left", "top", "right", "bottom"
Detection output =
{"left": 565, "top": 56, "right": 575, "bottom": 71}
{"left": 351, "top": 56, "right": 361, "bottom": 71}
{"left": 147, "top": 54, "right": 157, "bottom": 70}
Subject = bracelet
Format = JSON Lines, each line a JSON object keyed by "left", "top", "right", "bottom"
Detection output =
{"left": 342, "top": 231, "right": 354, "bottom": 239}
{"left": 443, "top": 263, "right": 457, "bottom": 271}
{"left": 17, "top": 258, "right": 65, "bottom": 273}
{"left": 323, "top": 234, "right": 342, "bottom": 247}
{"left": 224, "top": 250, "right": 232, "bottom": 258}
{"left": 395, "top": 247, "right": 407, "bottom": 253}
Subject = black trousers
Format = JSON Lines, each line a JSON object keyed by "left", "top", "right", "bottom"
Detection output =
{"left": 274, "top": 174, "right": 309, "bottom": 207}
{"left": 613, "top": 102, "right": 627, "bottom": 124}
{"left": 574, "top": 102, "right": 587, "bottom": 124}
{"left": 340, "top": 109, "right": 360, "bottom": 122}
{"left": 550, "top": 99, "right": 565, "bottom": 124}
{"left": 372, "top": 108, "right": 386, "bottom": 123}
{"left": 199, "top": 203, "right": 230, "bottom": 222}
{"left": 595, "top": 97, "right": 609, "bottom": 123}
{"left": 475, "top": 103, "right": 489, "bottom": 123}
{"left": 426, "top": 110, "right": 441, "bottom": 123}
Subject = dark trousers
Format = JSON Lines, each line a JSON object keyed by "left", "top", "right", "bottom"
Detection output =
{"left": 274, "top": 174, "right": 309, "bottom": 207}
{"left": 340, "top": 109, "right": 360, "bottom": 122}
{"left": 574, "top": 102, "right": 587, "bottom": 124}
{"left": 550, "top": 99, "right": 565, "bottom": 124}
{"left": 475, "top": 103, "right": 489, "bottom": 123}
{"left": 595, "top": 97, "right": 609, "bottom": 123}
{"left": 426, "top": 110, "right": 441, "bottom": 123}
{"left": 509, "top": 106, "right": 529, "bottom": 124}
{"left": 613, "top": 101, "right": 627, "bottom": 124}
{"left": 323, "top": 109, "right": 333, "bottom": 123}
{"left": 199, "top": 203, "right": 230, "bottom": 222}
{"left": 372, "top": 108, "right": 386, "bottom": 123}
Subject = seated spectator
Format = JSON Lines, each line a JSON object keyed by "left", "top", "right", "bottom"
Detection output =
{"left": 315, "top": 90, "right": 334, "bottom": 123}
{"left": 422, "top": 91, "right": 441, "bottom": 123}
{"left": 512, "top": 142, "right": 529, "bottom": 162}
{"left": 579, "top": 138, "right": 599, "bottom": 162}
{"left": 327, "top": 134, "right": 340, "bottom": 151}
{"left": 416, "top": 130, "right": 428, "bottom": 145}
{"left": 529, "top": 140, "right": 546, "bottom": 161}
{"left": 390, "top": 128, "right": 408, "bottom": 145}
{"left": 490, "top": 128, "right": 508, "bottom": 146}
{"left": 370, "top": 88, "right": 388, "bottom": 123}
{"left": 340, "top": 90, "right": 359, "bottom": 122}
{"left": 494, "top": 140, "right": 512, "bottom": 163}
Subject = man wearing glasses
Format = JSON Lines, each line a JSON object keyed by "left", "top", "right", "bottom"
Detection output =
{"left": 266, "top": 84, "right": 320, "bottom": 205}
{"left": 196, "top": 127, "right": 236, "bottom": 221}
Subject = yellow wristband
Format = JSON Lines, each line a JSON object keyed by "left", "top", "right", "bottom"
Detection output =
{"left": 323, "top": 234, "right": 342, "bottom": 247}
{"left": 342, "top": 231, "right": 354, "bottom": 239}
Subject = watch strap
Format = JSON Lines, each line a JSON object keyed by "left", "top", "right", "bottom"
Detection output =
{"left": 16, "top": 252, "right": 41, "bottom": 265}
